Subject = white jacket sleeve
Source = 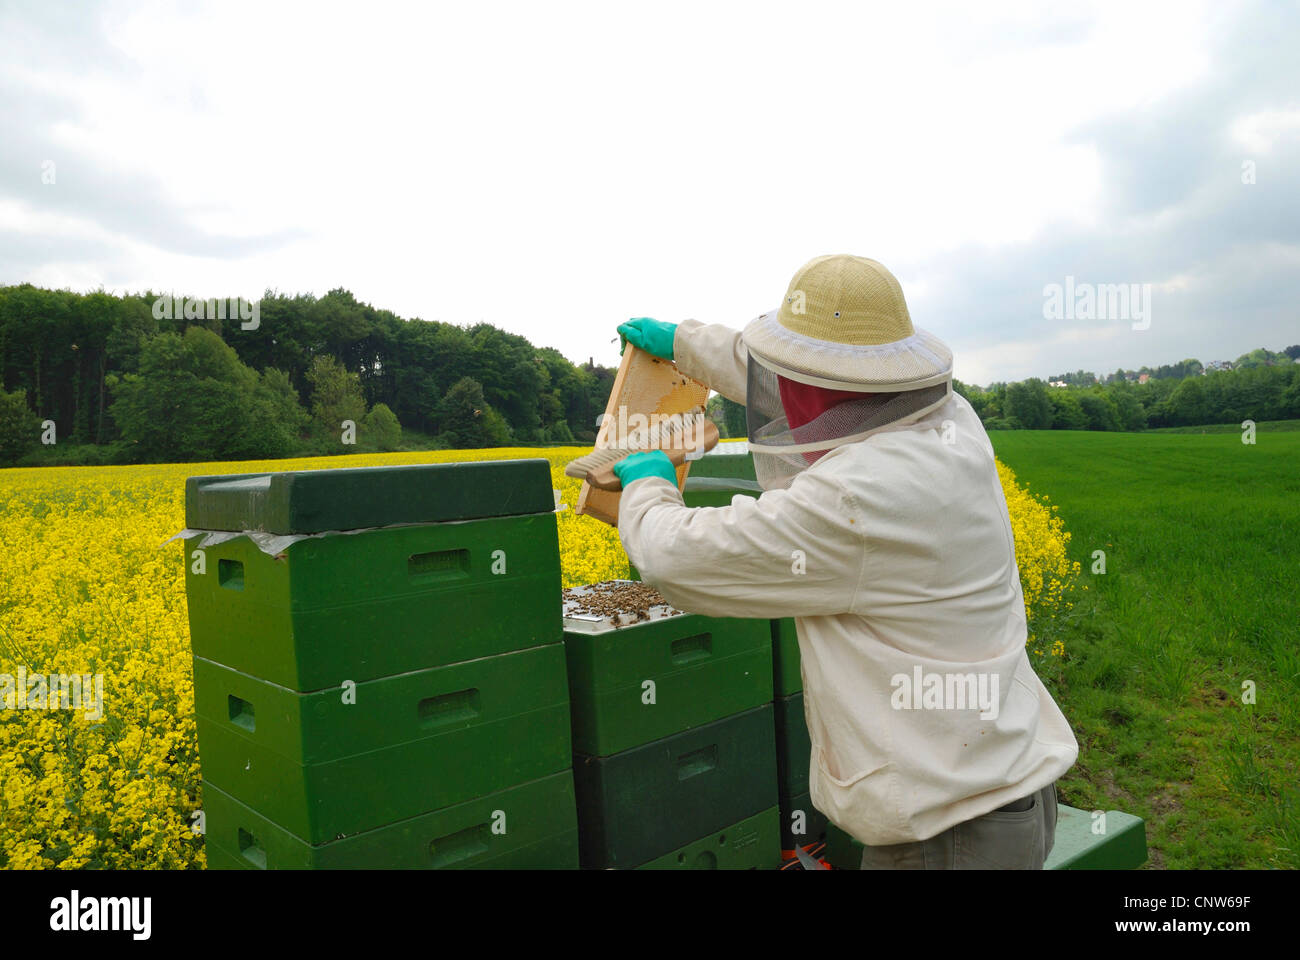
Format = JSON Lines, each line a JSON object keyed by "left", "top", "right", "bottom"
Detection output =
{"left": 672, "top": 319, "right": 749, "bottom": 406}
{"left": 617, "top": 469, "right": 867, "bottom": 620}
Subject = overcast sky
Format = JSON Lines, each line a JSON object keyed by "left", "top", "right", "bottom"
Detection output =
{"left": 1, "top": 0, "right": 1296, "bottom": 386}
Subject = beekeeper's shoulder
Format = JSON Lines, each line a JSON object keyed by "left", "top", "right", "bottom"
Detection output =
{"left": 812, "top": 397, "right": 966, "bottom": 488}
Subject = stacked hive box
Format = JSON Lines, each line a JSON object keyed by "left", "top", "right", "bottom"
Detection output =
{"left": 563, "top": 582, "right": 778, "bottom": 869}
{"left": 680, "top": 449, "right": 829, "bottom": 860}
{"left": 185, "top": 461, "right": 579, "bottom": 869}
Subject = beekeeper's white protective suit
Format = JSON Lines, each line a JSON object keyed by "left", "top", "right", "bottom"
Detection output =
{"left": 618, "top": 317, "right": 1079, "bottom": 847}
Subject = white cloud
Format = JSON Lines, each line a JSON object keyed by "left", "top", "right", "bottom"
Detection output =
{"left": 1230, "top": 109, "right": 1300, "bottom": 155}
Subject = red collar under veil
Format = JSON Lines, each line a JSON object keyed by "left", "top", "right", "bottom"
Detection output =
{"left": 776, "top": 374, "right": 875, "bottom": 465}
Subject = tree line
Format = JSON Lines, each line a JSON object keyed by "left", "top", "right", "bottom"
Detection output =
{"left": 1, "top": 281, "right": 1295, "bottom": 466}
{"left": 957, "top": 350, "right": 1300, "bottom": 431}
{"left": 0, "top": 285, "right": 619, "bottom": 465}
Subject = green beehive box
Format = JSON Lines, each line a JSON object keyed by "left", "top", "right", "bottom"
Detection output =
{"left": 685, "top": 446, "right": 757, "bottom": 481}
{"left": 203, "top": 771, "right": 579, "bottom": 869}
{"left": 825, "top": 804, "right": 1149, "bottom": 870}
{"left": 193, "top": 642, "right": 572, "bottom": 844}
{"left": 185, "top": 513, "right": 561, "bottom": 690}
{"left": 561, "top": 585, "right": 772, "bottom": 756}
{"left": 771, "top": 618, "right": 801, "bottom": 695}
{"left": 636, "top": 805, "right": 781, "bottom": 870}
{"left": 572, "top": 703, "right": 778, "bottom": 869}
{"left": 779, "top": 791, "right": 828, "bottom": 851}
{"left": 774, "top": 691, "right": 810, "bottom": 800}
{"left": 185, "top": 460, "right": 555, "bottom": 534}
{"left": 681, "top": 476, "right": 764, "bottom": 508}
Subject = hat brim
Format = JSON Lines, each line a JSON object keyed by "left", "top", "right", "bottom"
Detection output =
{"left": 741, "top": 308, "right": 953, "bottom": 392}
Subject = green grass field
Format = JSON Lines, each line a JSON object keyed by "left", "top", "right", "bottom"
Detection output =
{"left": 989, "top": 428, "right": 1300, "bottom": 868}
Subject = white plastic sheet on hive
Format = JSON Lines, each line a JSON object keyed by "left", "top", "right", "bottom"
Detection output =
{"left": 705, "top": 440, "right": 750, "bottom": 455}
{"left": 561, "top": 579, "right": 685, "bottom": 634}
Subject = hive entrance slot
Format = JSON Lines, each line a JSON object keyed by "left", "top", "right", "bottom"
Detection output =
{"left": 408, "top": 548, "right": 469, "bottom": 581}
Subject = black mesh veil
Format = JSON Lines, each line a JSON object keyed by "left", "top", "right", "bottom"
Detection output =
{"left": 745, "top": 353, "right": 952, "bottom": 490}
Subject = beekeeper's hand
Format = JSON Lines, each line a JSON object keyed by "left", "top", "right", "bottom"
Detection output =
{"left": 612, "top": 450, "right": 677, "bottom": 487}
{"left": 617, "top": 318, "right": 677, "bottom": 360}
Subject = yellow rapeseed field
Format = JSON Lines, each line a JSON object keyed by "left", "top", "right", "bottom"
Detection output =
{"left": 0, "top": 446, "right": 1077, "bottom": 869}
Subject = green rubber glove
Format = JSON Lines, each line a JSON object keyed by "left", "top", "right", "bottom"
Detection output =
{"left": 618, "top": 318, "right": 677, "bottom": 360}
{"left": 613, "top": 450, "right": 678, "bottom": 487}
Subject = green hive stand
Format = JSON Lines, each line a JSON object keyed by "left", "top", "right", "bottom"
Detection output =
{"left": 823, "top": 805, "right": 1148, "bottom": 870}
{"left": 1043, "top": 805, "right": 1148, "bottom": 870}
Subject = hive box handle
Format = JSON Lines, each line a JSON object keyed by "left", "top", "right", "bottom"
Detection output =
{"left": 227, "top": 694, "right": 255, "bottom": 733}
{"left": 670, "top": 633, "right": 712, "bottom": 665}
{"left": 407, "top": 548, "right": 469, "bottom": 581}
{"left": 676, "top": 744, "right": 719, "bottom": 781}
{"left": 237, "top": 828, "right": 266, "bottom": 868}
{"left": 428, "top": 823, "right": 490, "bottom": 868}
{"left": 218, "top": 558, "right": 244, "bottom": 591}
{"left": 418, "top": 688, "right": 481, "bottom": 729}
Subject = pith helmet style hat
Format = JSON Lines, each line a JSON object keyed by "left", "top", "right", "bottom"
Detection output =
{"left": 741, "top": 255, "right": 954, "bottom": 490}
{"left": 742, "top": 254, "right": 952, "bottom": 390}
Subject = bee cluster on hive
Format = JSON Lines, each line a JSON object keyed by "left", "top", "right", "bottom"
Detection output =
{"left": 561, "top": 580, "right": 683, "bottom": 626}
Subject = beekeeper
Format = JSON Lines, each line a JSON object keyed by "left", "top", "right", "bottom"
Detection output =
{"left": 612, "top": 254, "right": 1078, "bottom": 870}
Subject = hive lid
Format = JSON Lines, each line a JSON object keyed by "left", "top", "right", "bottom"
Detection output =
{"left": 185, "top": 459, "right": 555, "bottom": 534}
{"left": 561, "top": 580, "right": 686, "bottom": 634}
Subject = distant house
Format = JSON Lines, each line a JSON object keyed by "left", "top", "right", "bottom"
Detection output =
{"left": 1049, "top": 380, "right": 1068, "bottom": 388}
{"left": 1138, "top": 373, "right": 1150, "bottom": 384}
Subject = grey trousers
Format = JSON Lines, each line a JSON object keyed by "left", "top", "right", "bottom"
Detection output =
{"left": 859, "top": 783, "right": 1058, "bottom": 870}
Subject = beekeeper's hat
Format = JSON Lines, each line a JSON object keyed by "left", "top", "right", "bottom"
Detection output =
{"left": 742, "top": 254, "right": 952, "bottom": 390}
{"left": 741, "top": 255, "right": 954, "bottom": 489}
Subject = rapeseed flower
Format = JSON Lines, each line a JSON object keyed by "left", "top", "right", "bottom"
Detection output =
{"left": 0, "top": 447, "right": 1075, "bottom": 868}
